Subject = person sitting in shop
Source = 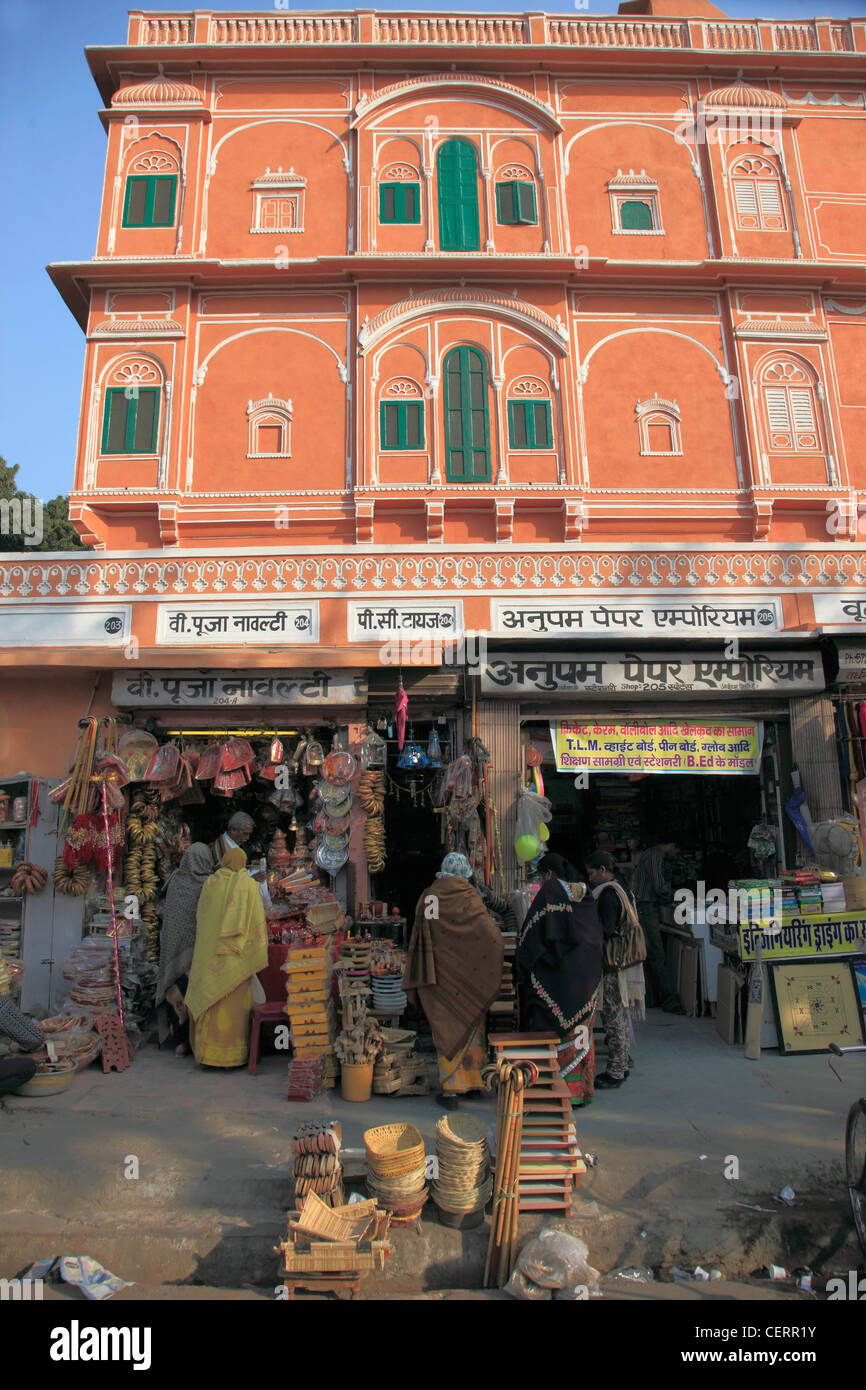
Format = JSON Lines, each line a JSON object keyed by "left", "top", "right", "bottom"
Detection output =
{"left": 470, "top": 873, "right": 519, "bottom": 933}
{"left": 403, "top": 851, "right": 503, "bottom": 1111}
{"left": 0, "top": 991, "right": 45, "bottom": 1102}
{"left": 516, "top": 852, "right": 604, "bottom": 1107}
{"left": 632, "top": 837, "right": 686, "bottom": 1014}
{"left": 184, "top": 848, "right": 268, "bottom": 1069}
{"left": 586, "top": 851, "right": 646, "bottom": 1090}
{"left": 155, "top": 841, "right": 213, "bottom": 1058}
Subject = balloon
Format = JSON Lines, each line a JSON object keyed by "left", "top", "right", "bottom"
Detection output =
{"left": 515, "top": 834, "right": 542, "bottom": 862}
{"left": 538, "top": 823, "right": 550, "bottom": 843}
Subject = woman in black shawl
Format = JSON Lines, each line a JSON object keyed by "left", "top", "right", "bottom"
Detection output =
{"left": 517, "top": 852, "right": 604, "bottom": 1106}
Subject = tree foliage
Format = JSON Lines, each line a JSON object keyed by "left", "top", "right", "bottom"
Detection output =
{"left": 0, "top": 458, "right": 86, "bottom": 551}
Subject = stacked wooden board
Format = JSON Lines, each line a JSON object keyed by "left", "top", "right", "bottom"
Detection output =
{"left": 489, "top": 1033, "right": 586, "bottom": 1214}
{"left": 284, "top": 939, "right": 338, "bottom": 1088}
{"left": 488, "top": 927, "right": 517, "bottom": 1033}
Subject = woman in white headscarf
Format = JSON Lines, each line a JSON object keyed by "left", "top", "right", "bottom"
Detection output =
{"left": 404, "top": 851, "right": 503, "bottom": 1110}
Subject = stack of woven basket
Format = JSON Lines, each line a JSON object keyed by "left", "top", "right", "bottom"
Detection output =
{"left": 431, "top": 1114, "right": 493, "bottom": 1229}
{"left": 364, "top": 1122, "right": 428, "bottom": 1223}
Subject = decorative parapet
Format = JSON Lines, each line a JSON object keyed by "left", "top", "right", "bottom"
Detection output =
{"left": 3, "top": 546, "right": 865, "bottom": 601}
{"left": 126, "top": 12, "right": 861, "bottom": 55}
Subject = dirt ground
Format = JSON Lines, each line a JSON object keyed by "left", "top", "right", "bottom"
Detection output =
{"left": 2, "top": 1008, "right": 863, "bottom": 1299}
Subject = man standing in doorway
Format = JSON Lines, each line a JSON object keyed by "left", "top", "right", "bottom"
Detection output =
{"left": 632, "top": 838, "right": 686, "bottom": 1015}
{"left": 210, "top": 812, "right": 271, "bottom": 908}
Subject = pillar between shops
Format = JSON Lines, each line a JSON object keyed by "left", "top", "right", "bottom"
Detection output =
{"left": 476, "top": 699, "right": 520, "bottom": 895}
{"left": 788, "top": 694, "right": 845, "bottom": 821}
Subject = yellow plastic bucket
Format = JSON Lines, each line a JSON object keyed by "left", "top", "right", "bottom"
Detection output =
{"left": 340, "top": 1062, "right": 373, "bottom": 1103}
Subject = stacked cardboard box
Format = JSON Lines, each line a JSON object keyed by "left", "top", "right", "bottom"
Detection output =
{"left": 284, "top": 940, "right": 338, "bottom": 1088}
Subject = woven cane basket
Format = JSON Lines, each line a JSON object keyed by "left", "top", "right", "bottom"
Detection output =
{"left": 364, "top": 1122, "right": 425, "bottom": 1177}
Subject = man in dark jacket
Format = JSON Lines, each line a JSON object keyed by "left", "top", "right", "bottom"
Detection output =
{"left": 0, "top": 993, "right": 44, "bottom": 1099}
{"left": 632, "top": 839, "right": 686, "bottom": 1014}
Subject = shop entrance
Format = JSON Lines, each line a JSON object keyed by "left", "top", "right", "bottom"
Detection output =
{"left": 523, "top": 719, "right": 792, "bottom": 888}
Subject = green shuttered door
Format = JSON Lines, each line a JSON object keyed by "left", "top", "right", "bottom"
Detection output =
{"left": 444, "top": 347, "right": 490, "bottom": 481}
{"left": 437, "top": 140, "right": 480, "bottom": 252}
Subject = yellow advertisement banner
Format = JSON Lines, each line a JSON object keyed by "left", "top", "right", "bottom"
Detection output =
{"left": 549, "top": 719, "right": 763, "bottom": 774}
{"left": 739, "top": 914, "right": 866, "bottom": 961}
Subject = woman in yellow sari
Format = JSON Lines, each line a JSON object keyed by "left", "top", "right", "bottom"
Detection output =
{"left": 185, "top": 848, "right": 268, "bottom": 1068}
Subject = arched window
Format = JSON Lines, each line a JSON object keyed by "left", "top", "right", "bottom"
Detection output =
{"left": 379, "top": 164, "right": 421, "bottom": 225}
{"left": 495, "top": 165, "right": 538, "bottom": 227}
{"left": 635, "top": 397, "right": 682, "bottom": 456}
{"left": 247, "top": 396, "right": 292, "bottom": 458}
{"left": 101, "top": 358, "right": 163, "bottom": 454}
{"left": 380, "top": 379, "right": 425, "bottom": 450}
{"left": 437, "top": 140, "right": 480, "bottom": 251}
{"left": 122, "top": 150, "right": 179, "bottom": 229}
{"left": 759, "top": 359, "right": 821, "bottom": 452}
{"left": 730, "top": 154, "right": 786, "bottom": 231}
{"left": 507, "top": 379, "right": 553, "bottom": 449}
{"left": 443, "top": 347, "right": 490, "bottom": 480}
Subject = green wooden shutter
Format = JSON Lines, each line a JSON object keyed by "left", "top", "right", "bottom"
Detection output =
{"left": 517, "top": 181, "right": 537, "bottom": 225}
{"left": 380, "top": 183, "right": 421, "bottom": 224}
{"left": 101, "top": 387, "right": 159, "bottom": 454}
{"left": 122, "top": 178, "right": 150, "bottom": 227}
{"left": 437, "top": 140, "right": 480, "bottom": 251}
{"left": 380, "top": 402, "right": 424, "bottom": 449}
{"left": 444, "top": 347, "right": 490, "bottom": 480}
{"left": 122, "top": 175, "right": 176, "bottom": 227}
{"left": 496, "top": 182, "right": 517, "bottom": 225}
{"left": 508, "top": 400, "right": 552, "bottom": 448}
{"left": 620, "top": 199, "right": 654, "bottom": 231}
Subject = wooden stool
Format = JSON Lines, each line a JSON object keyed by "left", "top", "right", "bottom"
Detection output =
{"left": 248, "top": 1000, "right": 287, "bottom": 1075}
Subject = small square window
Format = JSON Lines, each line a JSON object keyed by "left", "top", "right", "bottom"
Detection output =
{"left": 122, "top": 176, "right": 177, "bottom": 228}
{"left": 507, "top": 400, "right": 552, "bottom": 449}
{"left": 379, "top": 183, "right": 421, "bottom": 224}
{"left": 380, "top": 401, "right": 424, "bottom": 450}
{"left": 101, "top": 387, "right": 160, "bottom": 454}
{"left": 496, "top": 181, "right": 537, "bottom": 226}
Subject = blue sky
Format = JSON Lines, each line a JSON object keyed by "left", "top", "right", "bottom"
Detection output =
{"left": 0, "top": 0, "right": 857, "bottom": 501}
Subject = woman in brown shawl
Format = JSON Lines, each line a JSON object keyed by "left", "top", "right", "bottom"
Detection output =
{"left": 403, "top": 851, "right": 503, "bottom": 1111}
{"left": 517, "top": 852, "right": 603, "bottom": 1107}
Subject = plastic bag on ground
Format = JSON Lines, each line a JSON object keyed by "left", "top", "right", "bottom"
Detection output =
{"left": 514, "top": 1228, "right": 599, "bottom": 1292}
{"left": 504, "top": 1268, "right": 552, "bottom": 1300}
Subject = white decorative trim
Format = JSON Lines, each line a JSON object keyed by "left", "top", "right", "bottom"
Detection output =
{"left": 246, "top": 395, "right": 292, "bottom": 459}
{"left": 359, "top": 289, "right": 568, "bottom": 355}
{"left": 5, "top": 549, "right": 866, "bottom": 603}
{"left": 354, "top": 75, "right": 561, "bottom": 131}
{"left": 90, "top": 318, "right": 183, "bottom": 338}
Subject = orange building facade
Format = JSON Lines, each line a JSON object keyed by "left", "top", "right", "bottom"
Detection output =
{"left": 2, "top": 5, "right": 866, "bottom": 897}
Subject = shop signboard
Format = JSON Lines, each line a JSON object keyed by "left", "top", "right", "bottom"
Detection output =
{"left": 490, "top": 597, "right": 782, "bottom": 638}
{"left": 481, "top": 650, "right": 824, "bottom": 697}
{"left": 834, "top": 640, "right": 866, "bottom": 685}
{"left": 156, "top": 602, "right": 318, "bottom": 644}
{"left": 111, "top": 669, "right": 367, "bottom": 707}
{"left": 549, "top": 719, "right": 764, "bottom": 774}
{"left": 813, "top": 593, "right": 866, "bottom": 631}
{"left": 739, "top": 915, "right": 866, "bottom": 962}
{"left": 347, "top": 602, "right": 463, "bottom": 641}
{"left": 0, "top": 603, "right": 131, "bottom": 647}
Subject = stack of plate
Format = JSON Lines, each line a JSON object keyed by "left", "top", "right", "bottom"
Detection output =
{"left": 371, "top": 971, "right": 407, "bottom": 1012}
{"left": 364, "top": 1122, "right": 428, "bottom": 1222}
{"left": 432, "top": 1114, "right": 492, "bottom": 1228}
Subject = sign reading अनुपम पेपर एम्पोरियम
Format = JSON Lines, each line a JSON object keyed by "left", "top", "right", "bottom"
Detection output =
{"left": 549, "top": 719, "right": 764, "bottom": 775}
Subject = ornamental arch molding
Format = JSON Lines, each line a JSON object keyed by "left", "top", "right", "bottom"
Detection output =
{"left": 563, "top": 121, "right": 701, "bottom": 177}
{"left": 193, "top": 327, "right": 348, "bottom": 384}
{"left": 353, "top": 76, "right": 561, "bottom": 133}
{"left": 209, "top": 119, "right": 351, "bottom": 175}
{"left": 579, "top": 328, "right": 728, "bottom": 385}
{"left": 359, "top": 291, "right": 569, "bottom": 358}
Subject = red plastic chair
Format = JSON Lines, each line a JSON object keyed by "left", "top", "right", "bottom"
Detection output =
{"left": 248, "top": 944, "right": 291, "bottom": 1075}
